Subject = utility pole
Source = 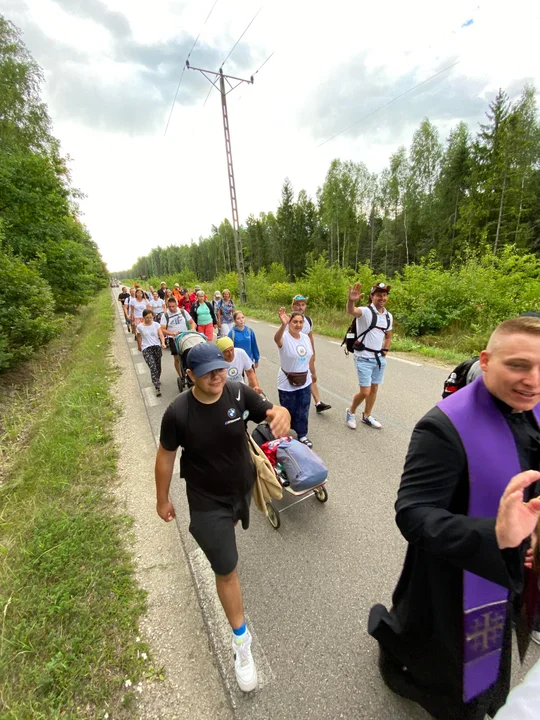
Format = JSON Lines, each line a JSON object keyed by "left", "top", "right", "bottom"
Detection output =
{"left": 186, "top": 62, "right": 252, "bottom": 303}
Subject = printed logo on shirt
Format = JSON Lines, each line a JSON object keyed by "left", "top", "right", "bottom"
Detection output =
{"left": 228, "top": 367, "right": 239, "bottom": 378}
{"left": 227, "top": 408, "right": 237, "bottom": 418}
{"left": 242, "top": 410, "right": 249, "bottom": 421}
{"left": 297, "top": 345, "right": 307, "bottom": 357}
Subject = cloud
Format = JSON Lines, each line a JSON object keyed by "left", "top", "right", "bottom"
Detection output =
{"left": 301, "top": 54, "right": 490, "bottom": 146}
{"left": 4, "top": 1, "right": 259, "bottom": 134}
{"left": 52, "top": 0, "right": 131, "bottom": 39}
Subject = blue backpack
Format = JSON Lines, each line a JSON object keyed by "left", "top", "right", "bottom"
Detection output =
{"left": 276, "top": 439, "right": 328, "bottom": 492}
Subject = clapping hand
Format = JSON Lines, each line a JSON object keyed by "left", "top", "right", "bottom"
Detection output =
{"left": 495, "top": 470, "right": 540, "bottom": 550}
{"left": 278, "top": 307, "right": 290, "bottom": 326}
{"left": 348, "top": 282, "right": 364, "bottom": 302}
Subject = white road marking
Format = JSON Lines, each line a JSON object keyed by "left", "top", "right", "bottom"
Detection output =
{"left": 135, "top": 362, "right": 146, "bottom": 375}
{"left": 249, "top": 319, "right": 260, "bottom": 323}
{"left": 142, "top": 385, "right": 160, "bottom": 407}
{"left": 329, "top": 341, "right": 341, "bottom": 345}
{"left": 188, "top": 547, "right": 273, "bottom": 706}
{"left": 387, "top": 356, "right": 422, "bottom": 367}
{"left": 268, "top": 324, "right": 279, "bottom": 329}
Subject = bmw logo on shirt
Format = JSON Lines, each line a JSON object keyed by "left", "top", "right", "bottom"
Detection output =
{"left": 227, "top": 408, "right": 237, "bottom": 418}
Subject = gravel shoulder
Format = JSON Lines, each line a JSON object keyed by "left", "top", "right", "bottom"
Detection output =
{"left": 111, "top": 306, "right": 232, "bottom": 720}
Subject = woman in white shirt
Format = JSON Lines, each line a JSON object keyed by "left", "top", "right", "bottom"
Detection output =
{"left": 130, "top": 288, "right": 150, "bottom": 336}
{"left": 274, "top": 308, "right": 313, "bottom": 448}
{"left": 136, "top": 309, "right": 167, "bottom": 396}
{"left": 149, "top": 291, "right": 165, "bottom": 322}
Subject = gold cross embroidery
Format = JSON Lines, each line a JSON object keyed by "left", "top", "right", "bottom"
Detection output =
{"left": 466, "top": 610, "right": 505, "bottom": 654}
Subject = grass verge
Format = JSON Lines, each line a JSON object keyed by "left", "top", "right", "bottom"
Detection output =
{"left": 0, "top": 290, "right": 150, "bottom": 720}
{"left": 242, "top": 305, "right": 469, "bottom": 365}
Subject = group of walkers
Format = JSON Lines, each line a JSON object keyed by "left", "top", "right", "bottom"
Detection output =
{"left": 116, "top": 280, "right": 540, "bottom": 719}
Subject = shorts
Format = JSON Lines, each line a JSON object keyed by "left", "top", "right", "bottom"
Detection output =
{"left": 188, "top": 492, "right": 251, "bottom": 576}
{"left": 168, "top": 336, "right": 179, "bottom": 355}
{"left": 355, "top": 355, "right": 387, "bottom": 387}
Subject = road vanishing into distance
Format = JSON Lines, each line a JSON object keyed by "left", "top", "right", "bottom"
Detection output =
{"left": 114, "top": 293, "right": 540, "bottom": 720}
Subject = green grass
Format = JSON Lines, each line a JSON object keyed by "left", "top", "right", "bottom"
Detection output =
{"left": 0, "top": 291, "right": 151, "bottom": 720}
{"left": 242, "top": 304, "right": 469, "bottom": 365}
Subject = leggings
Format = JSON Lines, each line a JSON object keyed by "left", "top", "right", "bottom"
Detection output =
{"left": 278, "top": 384, "right": 312, "bottom": 438}
{"left": 142, "top": 345, "right": 162, "bottom": 388}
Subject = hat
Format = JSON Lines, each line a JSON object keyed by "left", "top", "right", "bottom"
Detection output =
{"left": 160, "top": 281, "right": 166, "bottom": 285}
{"left": 214, "top": 290, "right": 222, "bottom": 297}
{"left": 174, "top": 283, "right": 180, "bottom": 288}
{"left": 370, "top": 282, "right": 391, "bottom": 294}
{"left": 194, "top": 285, "right": 202, "bottom": 291}
{"left": 292, "top": 294, "right": 308, "bottom": 303}
{"left": 216, "top": 337, "right": 233, "bottom": 352}
{"left": 187, "top": 344, "right": 228, "bottom": 377}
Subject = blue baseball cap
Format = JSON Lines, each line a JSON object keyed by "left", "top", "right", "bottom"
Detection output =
{"left": 187, "top": 343, "right": 228, "bottom": 377}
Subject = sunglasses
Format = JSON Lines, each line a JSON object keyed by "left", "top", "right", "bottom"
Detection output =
{"left": 293, "top": 295, "right": 307, "bottom": 301}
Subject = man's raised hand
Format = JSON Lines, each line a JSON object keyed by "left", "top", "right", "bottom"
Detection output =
{"left": 495, "top": 470, "right": 540, "bottom": 550}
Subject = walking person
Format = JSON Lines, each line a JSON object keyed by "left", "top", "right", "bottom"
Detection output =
{"left": 368, "top": 316, "right": 540, "bottom": 720}
{"left": 289, "top": 295, "right": 331, "bottom": 413}
{"left": 118, "top": 286, "right": 130, "bottom": 330}
{"left": 155, "top": 343, "right": 290, "bottom": 692}
{"left": 158, "top": 281, "right": 167, "bottom": 300}
{"left": 190, "top": 290, "right": 217, "bottom": 341}
{"left": 229, "top": 311, "right": 260, "bottom": 367}
{"left": 274, "top": 307, "right": 314, "bottom": 448}
{"left": 217, "top": 289, "right": 235, "bottom": 338}
{"left": 346, "top": 282, "right": 393, "bottom": 430}
{"left": 130, "top": 288, "right": 151, "bottom": 339}
{"left": 160, "top": 297, "right": 196, "bottom": 376}
{"left": 136, "top": 309, "right": 167, "bottom": 396}
{"left": 124, "top": 287, "right": 136, "bottom": 333}
{"left": 149, "top": 291, "right": 165, "bottom": 323}
{"left": 216, "top": 337, "right": 262, "bottom": 393}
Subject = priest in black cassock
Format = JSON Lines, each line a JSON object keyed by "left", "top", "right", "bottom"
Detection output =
{"left": 368, "top": 316, "right": 540, "bottom": 720}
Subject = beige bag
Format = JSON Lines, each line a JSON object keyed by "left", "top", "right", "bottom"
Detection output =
{"left": 247, "top": 434, "right": 283, "bottom": 515}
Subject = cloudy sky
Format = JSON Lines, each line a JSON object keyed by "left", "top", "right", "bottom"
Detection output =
{"left": 2, "top": 0, "right": 539, "bottom": 271}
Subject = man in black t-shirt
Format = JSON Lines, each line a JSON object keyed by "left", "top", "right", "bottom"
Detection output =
{"left": 155, "top": 343, "right": 290, "bottom": 693}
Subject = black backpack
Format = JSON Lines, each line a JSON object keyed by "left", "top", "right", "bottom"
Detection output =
{"left": 442, "top": 357, "right": 480, "bottom": 398}
{"left": 341, "top": 306, "right": 390, "bottom": 355}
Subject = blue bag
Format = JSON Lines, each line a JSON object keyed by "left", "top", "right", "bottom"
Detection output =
{"left": 276, "top": 439, "right": 328, "bottom": 492}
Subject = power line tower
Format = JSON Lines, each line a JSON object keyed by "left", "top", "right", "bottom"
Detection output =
{"left": 186, "top": 62, "right": 252, "bottom": 303}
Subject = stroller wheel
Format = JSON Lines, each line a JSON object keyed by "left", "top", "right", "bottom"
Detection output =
{"left": 314, "top": 486, "right": 328, "bottom": 503}
{"left": 266, "top": 502, "right": 280, "bottom": 529}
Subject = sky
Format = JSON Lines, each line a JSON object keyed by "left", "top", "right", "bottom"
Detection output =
{"left": 2, "top": 0, "right": 540, "bottom": 272}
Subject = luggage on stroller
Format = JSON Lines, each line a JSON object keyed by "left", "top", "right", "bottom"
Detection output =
{"left": 251, "top": 422, "right": 329, "bottom": 529}
{"left": 174, "top": 331, "right": 207, "bottom": 392}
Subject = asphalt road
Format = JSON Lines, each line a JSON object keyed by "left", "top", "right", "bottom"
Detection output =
{"left": 114, "top": 294, "right": 539, "bottom": 720}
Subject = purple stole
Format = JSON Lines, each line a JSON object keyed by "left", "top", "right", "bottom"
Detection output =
{"left": 437, "top": 377, "right": 540, "bottom": 702}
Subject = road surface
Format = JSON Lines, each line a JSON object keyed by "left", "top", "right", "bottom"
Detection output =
{"left": 114, "top": 295, "right": 539, "bottom": 720}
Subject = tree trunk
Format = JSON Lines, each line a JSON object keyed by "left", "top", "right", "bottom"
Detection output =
{"left": 336, "top": 220, "right": 340, "bottom": 267}
{"left": 493, "top": 172, "right": 507, "bottom": 255}
{"left": 329, "top": 222, "right": 333, "bottom": 265}
{"left": 403, "top": 204, "right": 409, "bottom": 265}
{"left": 370, "top": 205, "right": 375, "bottom": 266}
{"left": 514, "top": 174, "right": 526, "bottom": 240}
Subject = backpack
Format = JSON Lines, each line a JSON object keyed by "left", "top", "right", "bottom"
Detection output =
{"left": 442, "top": 357, "right": 480, "bottom": 398}
{"left": 305, "top": 315, "right": 313, "bottom": 330}
{"left": 275, "top": 439, "right": 328, "bottom": 492}
{"left": 252, "top": 422, "right": 275, "bottom": 448}
{"left": 341, "top": 306, "right": 390, "bottom": 355}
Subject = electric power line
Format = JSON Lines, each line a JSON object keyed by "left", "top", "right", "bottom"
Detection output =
{"left": 253, "top": 50, "right": 275, "bottom": 76}
{"left": 220, "top": 6, "right": 263, "bottom": 69}
{"left": 164, "top": 0, "right": 220, "bottom": 136}
{"left": 316, "top": 60, "right": 460, "bottom": 148}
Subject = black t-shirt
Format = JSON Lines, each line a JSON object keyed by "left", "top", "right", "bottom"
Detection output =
{"left": 157, "top": 288, "right": 166, "bottom": 299}
{"left": 118, "top": 292, "right": 129, "bottom": 305}
{"left": 159, "top": 382, "right": 272, "bottom": 510}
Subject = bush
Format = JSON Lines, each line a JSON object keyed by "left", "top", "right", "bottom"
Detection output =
{"left": 0, "top": 250, "right": 59, "bottom": 370}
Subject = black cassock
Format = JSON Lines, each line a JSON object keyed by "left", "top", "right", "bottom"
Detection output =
{"left": 368, "top": 401, "right": 540, "bottom": 720}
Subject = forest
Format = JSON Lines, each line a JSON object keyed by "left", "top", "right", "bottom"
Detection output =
{"left": 0, "top": 17, "right": 107, "bottom": 371}
{"left": 124, "top": 83, "right": 540, "bottom": 284}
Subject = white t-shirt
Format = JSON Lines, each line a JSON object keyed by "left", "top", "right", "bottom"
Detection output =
{"left": 160, "top": 308, "right": 191, "bottom": 336}
{"left": 149, "top": 298, "right": 165, "bottom": 314}
{"left": 136, "top": 321, "right": 161, "bottom": 350}
{"left": 353, "top": 304, "right": 393, "bottom": 359}
{"left": 225, "top": 347, "right": 253, "bottom": 383}
{"left": 277, "top": 331, "right": 313, "bottom": 391}
{"left": 130, "top": 299, "right": 148, "bottom": 319}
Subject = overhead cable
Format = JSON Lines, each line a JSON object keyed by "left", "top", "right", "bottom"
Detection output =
{"left": 220, "top": 6, "right": 263, "bottom": 69}
{"left": 316, "top": 60, "right": 460, "bottom": 148}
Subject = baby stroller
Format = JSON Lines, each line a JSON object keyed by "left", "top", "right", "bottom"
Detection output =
{"left": 174, "top": 331, "right": 207, "bottom": 393}
{"left": 252, "top": 423, "right": 329, "bottom": 529}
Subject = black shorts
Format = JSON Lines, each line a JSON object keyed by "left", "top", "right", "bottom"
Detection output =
{"left": 168, "top": 336, "right": 179, "bottom": 355}
{"left": 188, "top": 493, "right": 251, "bottom": 576}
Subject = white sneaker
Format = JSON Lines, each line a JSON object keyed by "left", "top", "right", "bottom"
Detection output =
{"left": 362, "top": 414, "right": 382, "bottom": 429}
{"left": 346, "top": 408, "right": 357, "bottom": 429}
{"left": 233, "top": 628, "right": 258, "bottom": 692}
{"left": 531, "top": 630, "right": 540, "bottom": 645}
